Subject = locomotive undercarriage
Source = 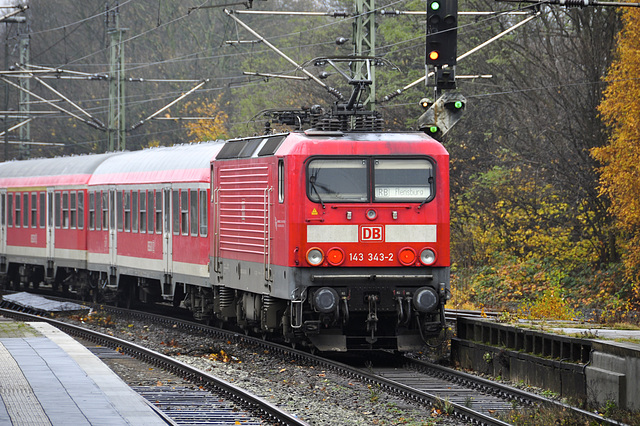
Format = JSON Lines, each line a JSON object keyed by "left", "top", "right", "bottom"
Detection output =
{"left": 181, "top": 265, "right": 450, "bottom": 352}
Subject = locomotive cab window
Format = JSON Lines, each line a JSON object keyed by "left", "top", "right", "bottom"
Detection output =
{"left": 373, "top": 158, "right": 434, "bottom": 202}
{"left": 278, "top": 159, "right": 285, "bottom": 203}
{"left": 307, "top": 159, "right": 368, "bottom": 202}
{"left": 306, "top": 157, "right": 435, "bottom": 204}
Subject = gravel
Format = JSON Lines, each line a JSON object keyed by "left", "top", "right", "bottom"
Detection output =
{"left": 61, "top": 308, "right": 464, "bottom": 425}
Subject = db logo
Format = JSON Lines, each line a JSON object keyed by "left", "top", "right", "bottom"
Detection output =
{"left": 360, "top": 225, "right": 384, "bottom": 242}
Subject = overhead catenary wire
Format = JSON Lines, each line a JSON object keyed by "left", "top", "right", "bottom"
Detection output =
{"left": 3, "top": 0, "right": 585, "bottom": 154}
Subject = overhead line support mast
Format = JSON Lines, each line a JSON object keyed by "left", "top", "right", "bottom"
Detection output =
{"left": 106, "top": 2, "right": 126, "bottom": 152}
{"left": 353, "top": 0, "right": 376, "bottom": 110}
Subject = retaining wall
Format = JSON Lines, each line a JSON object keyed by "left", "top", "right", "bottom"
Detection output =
{"left": 451, "top": 318, "right": 640, "bottom": 410}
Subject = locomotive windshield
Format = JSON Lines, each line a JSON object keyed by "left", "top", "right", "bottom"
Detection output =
{"left": 307, "top": 157, "right": 434, "bottom": 203}
{"left": 373, "top": 158, "right": 432, "bottom": 202}
{"left": 307, "top": 159, "right": 368, "bottom": 202}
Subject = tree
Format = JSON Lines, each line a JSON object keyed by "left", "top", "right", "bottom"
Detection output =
{"left": 447, "top": 5, "right": 620, "bottom": 266}
{"left": 593, "top": 7, "right": 640, "bottom": 306}
{"left": 180, "top": 95, "right": 229, "bottom": 142}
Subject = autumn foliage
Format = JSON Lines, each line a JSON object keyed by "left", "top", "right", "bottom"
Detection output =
{"left": 593, "top": 7, "right": 640, "bottom": 309}
{"left": 180, "top": 95, "right": 229, "bottom": 142}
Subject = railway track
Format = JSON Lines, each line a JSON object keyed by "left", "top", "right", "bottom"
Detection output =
{"left": 0, "top": 306, "right": 307, "bottom": 426}
{"left": 0, "top": 296, "right": 624, "bottom": 425}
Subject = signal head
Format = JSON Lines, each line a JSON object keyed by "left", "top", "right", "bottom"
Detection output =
{"left": 419, "top": 98, "right": 432, "bottom": 109}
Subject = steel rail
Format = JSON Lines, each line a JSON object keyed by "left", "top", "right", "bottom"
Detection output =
{"left": 400, "top": 355, "right": 625, "bottom": 426}
{"left": 0, "top": 307, "right": 309, "bottom": 426}
{"left": 1, "top": 297, "right": 624, "bottom": 425}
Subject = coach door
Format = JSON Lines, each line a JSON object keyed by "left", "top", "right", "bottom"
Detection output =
{"left": 109, "top": 187, "right": 117, "bottom": 269}
{"left": 162, "top": 187, "right": 172, "bottom": 277}
{"left": 46, "top": 189, "right": 55, "bottom": 260}
{"left": 0, "top": 190, "right": 6, "bottom": 257}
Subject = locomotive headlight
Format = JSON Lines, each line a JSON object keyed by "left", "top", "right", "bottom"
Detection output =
{"left": 327, "top": 247, "right": 345, "bottom": 266}
{"left": 420, "top": 249, "right": 437, "bottom": 266}
{"left": 313, "top": 287, "right": 339, "bottom": 313}
{"left": 306, "top": 248, "right": 324, "bottom": 266}
{"left": 398, "top": 247, "right": 417, "bottom": 266}
{"left": 413, "top": 286, "right": 439, "bottom": 313}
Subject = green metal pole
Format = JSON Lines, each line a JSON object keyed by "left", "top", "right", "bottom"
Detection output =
{"left": 353, "top": 0, "right": 376, "bottom": 110}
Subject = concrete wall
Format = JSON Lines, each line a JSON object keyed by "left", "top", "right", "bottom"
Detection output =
{"left": 586, "top": 341, "right": 640, "bottom": 410}
{"left": 453, "top": 318, "right": 640, "bottom": 411}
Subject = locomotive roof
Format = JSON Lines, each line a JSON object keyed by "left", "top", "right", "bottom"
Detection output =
{"left": 89, "top": 141, "right": 225, "bottom": 185}
{"left": 276, "top": 130, "right": 449, "bottom": 156}
{"left": 0, "top": 152, "right": 121, "bottom": 187}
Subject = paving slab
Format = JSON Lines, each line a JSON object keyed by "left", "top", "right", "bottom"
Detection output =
{"left": 0, "top": 319, "right": 167, "bottom": 426}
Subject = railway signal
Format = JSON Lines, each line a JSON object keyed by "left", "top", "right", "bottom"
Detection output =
{"left": 426, "top": 0, "right": 458, "bottom": 68}
{"left": 426, "top": 0, "right": 458, "bottom": 90}
{"left": 417, "top": 92, "right": 466, "bottom": 138}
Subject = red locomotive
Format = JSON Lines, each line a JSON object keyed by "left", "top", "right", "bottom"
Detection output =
{"left": 0, "top": 130, "right": 449, "bottom": 351}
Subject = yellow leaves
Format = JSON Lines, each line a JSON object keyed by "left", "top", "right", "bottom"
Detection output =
{"left": 517, "top": 284, "right": 580, "bottom": 321}
{"left": 596, "top": 8, "right": 640, "bottom": 302}
{"left": 206, "top": 349, "right": 240, "bottom": 364}
{"left": 181, "top": 94, "right": 229, "bottom": 142}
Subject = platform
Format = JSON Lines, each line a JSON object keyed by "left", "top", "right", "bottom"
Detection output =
{"left": 1, "top": 292, "right": 90, "bottom": 314}
{"left": 0, "top": 317, "right": 169, "bottom": 425}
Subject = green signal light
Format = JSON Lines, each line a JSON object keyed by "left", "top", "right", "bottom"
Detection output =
{"left": 430, "top": 1, "right": 441, "bottom": 11}
{"left": 428, "top": 126, "right": 438, "bottom": 134}
{"left": 454, "top": 101, "right": 463, "bottom": 109}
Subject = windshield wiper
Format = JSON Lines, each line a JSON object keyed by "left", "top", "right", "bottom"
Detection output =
{"left": 309, "top": 176, "right": 326, "bottom": 209}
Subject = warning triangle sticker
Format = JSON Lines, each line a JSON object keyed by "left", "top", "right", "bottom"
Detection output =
{"left": 311, "top": 208, "right": 318, "bottom": 215}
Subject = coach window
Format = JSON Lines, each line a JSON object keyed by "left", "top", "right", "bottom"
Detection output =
{"left": 70, "top": 192, "right": 77, "bottom": 229}
{"left": 147, "top": 191, "right": 154, "bottom": 233}
{"left": 1, "top": 193, "right": 5, "bottom": 226}
{"left": 78, "top": 192, "right": 84, "bottom": 229}
{"left": 172, "top": 190, "right": 179, "bottom": 235}
{"left": 117, "top": 191, "right": 123, "bottom": 231}
{"left": 190, "top": 190, "right": 198, "bottom": 236}
{"left": 155, "top": 191, "right": 162, "bottom": 234}
{"left": 62, "top": 192, "right": 69, "bottom": 228}
{"left": 89, "top": 192, "right": 95, "bottom": 230}
{"left": 278, "top": 159, "right": 284, "bottom": 203}
{"left": 7, "top": 194, "right": 13, "bottom": 227}
{"left": 23, "top": 192, "right": 29, "bottom": 227}
{"left": 15, "top": 193, "right": 21, "bottom": 227}
{"left": 101, "top": 192, "right": 108, "bottom": 230}
{"left": 31, "top": 193, "right": 37, "bottom": 227}
{"left": 22, "top": 193, "right": 28, "bottom": 228}
{"left": 132, "top": 191, "right": 138, "bottom": 233}
{"left": 199, "top": 189, "right": 207, "bottom": 237}
{"left": 181, "top": 190, "right": 188, "bottom": 236}
{"left": 55, "top": 192, "right": 61, "bottom": 228}
{"left": 139, "top": 191, "right": 146, "bottom": 233}
{"left": 39, "top": 192, "right": 45, "bottom": 228}
{"left": 124, "top": 191, "right": 131, "bottom": 232}
{"left": 22, "top": 192, "right": 29, "bottom": 228}
{"left": 95, "top": 191, "right": 102, "bottom": 230}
